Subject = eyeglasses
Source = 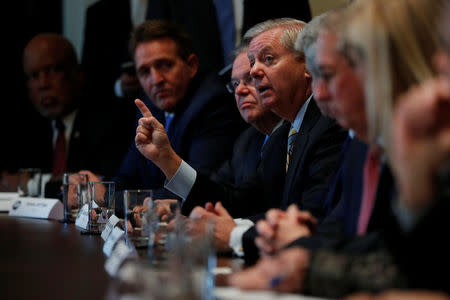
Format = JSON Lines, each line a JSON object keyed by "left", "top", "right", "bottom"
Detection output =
{"left": 225, "top": 74, "right": 254, "bottom": 94}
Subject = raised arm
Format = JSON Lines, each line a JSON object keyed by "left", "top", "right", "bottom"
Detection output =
{"left": 134, "top": 99, "right": 182, "bottom": 179}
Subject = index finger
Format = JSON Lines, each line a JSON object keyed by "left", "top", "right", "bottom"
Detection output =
{"left": 135, "top": 98, "right": 153, "bottom": 118}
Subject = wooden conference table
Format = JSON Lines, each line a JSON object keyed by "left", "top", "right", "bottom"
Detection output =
{"left": 0, "top": 215, "right": 243, "bottom": 300}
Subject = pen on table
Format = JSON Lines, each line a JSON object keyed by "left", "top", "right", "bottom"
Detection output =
{"left": 269, "top": 273, "right": 286, "bottom": 288}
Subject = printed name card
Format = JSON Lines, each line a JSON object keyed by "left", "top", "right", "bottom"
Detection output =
{"left": 104, "top": 240, "right": 137, "bottom": 277}
{"left": 8, "top": 197, "right": 63, "bottom": 220}
{"left": 75, "top": 204, "right": 89, "bottom": 230}
{"left": 103, "top": 226, "right": 125, "bottom": 257}
{"left": 101, "top": 215, "right": 121, "bottom": 241}
{"left": 0, "top": 192, "right": 19, "bottom": 212}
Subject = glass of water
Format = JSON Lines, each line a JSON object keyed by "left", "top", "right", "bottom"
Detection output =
{"left": 123, "top": 189, "right": 153, "bottom": 248}
{"left": 88, "top": 181, "right": 115, "bottom": 234}
{"left": 62, "top": 173, "right": 89, "bottom": 223}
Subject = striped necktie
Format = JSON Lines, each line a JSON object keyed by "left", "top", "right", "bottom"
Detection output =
{"left": 286, "top": 126, "right": 298, "bottom": 172}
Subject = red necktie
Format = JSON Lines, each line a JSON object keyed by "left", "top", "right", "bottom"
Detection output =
{"left": 52, "top": 120, "right": 67, "bottom": 176}
{"left": 357, "top": 148, "right": 381, "bottom": 235}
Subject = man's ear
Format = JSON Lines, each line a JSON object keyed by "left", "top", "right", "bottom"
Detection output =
{"left": 186, "top": 54, "right": 199, "bottom": 78}
{"left": 305, "top": 70, "right": 312, "bottom": 80}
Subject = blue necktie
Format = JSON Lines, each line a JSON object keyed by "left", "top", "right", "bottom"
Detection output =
{"left": 260, "top": 135, "right": 270, "bottom": 158}
{"left": 165, "top": 113, "right": 174, "bottom": 134}
{"left": 215, "top": 0, "right": 236, "bottom": 66}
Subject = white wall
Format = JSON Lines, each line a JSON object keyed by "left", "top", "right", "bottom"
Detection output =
{"left": 62, "top": 0, "right": 99, "bottom": 60}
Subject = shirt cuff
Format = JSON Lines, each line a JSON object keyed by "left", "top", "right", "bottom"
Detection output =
{"left": 114, "top": 78, "right": 124, "bottom": 98}
{"left": 229, "top": 218, "right": 254, "bottom": 257}
{"left": 164, "top": 160, "right": 197, "bottom": 202}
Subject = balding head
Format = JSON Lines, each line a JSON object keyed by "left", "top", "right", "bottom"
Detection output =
{"left": 23, "top": 33, "right": 82, "bottom": 119}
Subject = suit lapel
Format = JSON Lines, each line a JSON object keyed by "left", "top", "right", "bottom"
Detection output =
{"left": 168, "top": 74, "right": 220, "bottom": 152}
{"left": 282, "top": 99, "right": 322, "bottom": 207}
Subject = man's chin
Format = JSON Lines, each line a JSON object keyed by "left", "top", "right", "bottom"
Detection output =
{"left": 38, "top": 109, "right": 62, "bottom": 120}
{"left": 155, "top": 99, "right": 176, "bottom": 112}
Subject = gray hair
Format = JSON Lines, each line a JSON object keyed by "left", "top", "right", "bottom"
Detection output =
{"left": 243, "top": 18, "right": 306, "bottom": 59}
{"left": 295, "top": 6, "right": 348, "bottom": 74}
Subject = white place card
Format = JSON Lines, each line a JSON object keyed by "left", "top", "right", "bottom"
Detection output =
{"left": 103, "top": 226, "right": 125, "bottom": 257}
{"left": 75, "top": 204, "right": 89, "bottom": 230}
{"left": 104, "top": 240, "right": 138, "bottom": 277}
{"left": 8, "top": 197, "right": 63, "bottom": 220}
{"left": 101, "top": 214, "right": 121, "bottom": 241}
{"left": 0, "top": 192, "right": 19, "bottom": 212}
{"left": 0, "top": 192, "right": 19, "bottom": 200}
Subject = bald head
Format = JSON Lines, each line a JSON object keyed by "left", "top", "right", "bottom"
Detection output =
{"left": 23, "top": 33, "right": 82, "bottom": 119}
{"left": 24, "top": 34, "right": 78, "bottom": 70}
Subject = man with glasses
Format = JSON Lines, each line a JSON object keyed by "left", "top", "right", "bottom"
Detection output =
{"left": 134, "top": 44, "right": 287, "bottom": 218}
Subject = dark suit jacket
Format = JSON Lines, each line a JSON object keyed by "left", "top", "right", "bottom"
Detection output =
{"left": 146, "top": 0, "right": 224, "bottom": 74}
{"left": 82, "top": 0, "right": 136, "bottom": 100}
{"left": 9, "top": 98, "right": 131, "bottom": 176}
{"left": 183, "top": 100, "right": 347, "bottom": 220}
{"left": 113, "top": 72, "right": 247, "bottom": 198}
{"left": 181, "top": 121, "right": 289, "bottom": 218}
{"left": 289, "top": 138, "right": 396, "bottom": 254}
{"left": 210, "top": 126, "right": 266, "bottom": 186}
{"left": 297, "top": 162, "right": 450, "bottom": 297}
{"left": 240, "top": 101, "right": 347, "bottom": 264}
{"left": 8, "top": 97, "right": 134, "bottom": 198}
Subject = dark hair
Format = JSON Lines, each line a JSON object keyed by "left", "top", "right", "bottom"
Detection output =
{"left": 129, "top": 19, "right": 194, "bottom": 61}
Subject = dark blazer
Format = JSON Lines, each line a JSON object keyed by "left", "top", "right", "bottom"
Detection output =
{"left": 10, "top": 99, "right": 132, "bottom": 177}
{"left": 9, "top": 98, "right": 135, "bottom": 198}
{"left": 82, "top": 0, "right": 135, "bottom": 100}
{"left": 210, "top": 126, "right": 267, "bottom": 186}
{"left": 241, "top": 101, "right": 347, "bottom": 264}
{"left": 113, "top": 72, "right": 247, "bottom": 196}
{"left": 289, "top": 138, "right": 397, "bottom": 253}
{"left": 184, "top": 100, "right": 347, "bottom": 221}
{"left": 182, "top": 121, "right": 289, "bottom": 218}
{"left": 146, "top": 0, "right": 224, "bottom": 74}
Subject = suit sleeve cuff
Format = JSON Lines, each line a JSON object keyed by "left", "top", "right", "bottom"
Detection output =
{"left": 164, "top": 160, "right": 197, "bottom": 202}
{"left": 229, "top": 218, "right": 254, "bottom": 257}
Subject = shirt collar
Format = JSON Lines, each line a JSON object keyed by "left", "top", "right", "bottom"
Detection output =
{"left": 291, "top": 94, "right": 312, "bottom": 132}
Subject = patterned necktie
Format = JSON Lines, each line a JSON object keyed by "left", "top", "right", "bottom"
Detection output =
{"left": 357, "top": 148, "right": 381, "bottom": 235}
{"left": 52, "top": 119, "right": 67, "bottom": 176}
{"left": 286, "top": 126, "right": 298, "bottom": 172}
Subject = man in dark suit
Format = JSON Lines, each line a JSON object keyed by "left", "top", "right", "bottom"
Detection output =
{"left": 149, "top": 19, "right": 346, "bottom": 257}
{"left": 88, "top": 20, "right": 246, "bottom": 204}
{"left": 1, "top": 33, "right": 134, "bottom": 197}
{"left": 232, "top": 5, "right": 450, "bottom": 297}
{"left": 211, "top": 47, "right": 282, "bottom": 186}
{"left": 229, "top": 9, "right": 399, "bottom": 296}
{"left": 134, "top": 44, "right": 286, "bottom": 218}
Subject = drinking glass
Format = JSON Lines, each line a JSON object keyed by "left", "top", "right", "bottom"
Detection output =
{"left": 88, "top": 181, "right": 115, "bottom": 234}
{"left": 123, "top": 189, "right": 153, "bottom": 248}
{"left": 62, "top": 173, "right": 89, "bottom": 223}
